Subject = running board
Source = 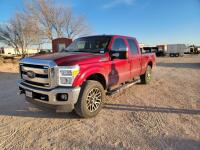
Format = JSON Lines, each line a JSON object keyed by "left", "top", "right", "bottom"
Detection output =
{"left": 106, "top": 79, "right": 141, "bottom": 96}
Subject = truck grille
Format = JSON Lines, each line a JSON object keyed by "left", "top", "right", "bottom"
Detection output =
{"left": 20, "top": 63, "right": 51, "bottom": 88}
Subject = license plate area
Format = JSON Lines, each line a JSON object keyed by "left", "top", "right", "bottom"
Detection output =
{"left": 25, "top": 90, "right": 33, "bottom": 98}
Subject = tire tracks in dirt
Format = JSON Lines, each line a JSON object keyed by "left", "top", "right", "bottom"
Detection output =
{"left": 130, "top": 110, "right": 169, "bottom": 150}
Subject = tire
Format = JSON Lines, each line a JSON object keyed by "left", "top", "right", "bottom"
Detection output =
{"left": 175, "top": 53, "right": 179, "bottom": 57}
{"left": 75, "top": 80, "right": 105, "bottom": 118}
{"left": 140, "top": 65, "right": 152, "bottom": 84}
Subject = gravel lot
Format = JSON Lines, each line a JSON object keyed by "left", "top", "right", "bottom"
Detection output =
{"left": 0, "top": 55, "right": 200, "bottom": 150}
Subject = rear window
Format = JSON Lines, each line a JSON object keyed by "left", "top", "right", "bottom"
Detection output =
{"left": 127, "top": 39, "right": 138, "bottom": 54}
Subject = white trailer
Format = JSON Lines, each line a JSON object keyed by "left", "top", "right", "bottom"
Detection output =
{"left": 166, "top": 44, "right": 187, "bottom": 57}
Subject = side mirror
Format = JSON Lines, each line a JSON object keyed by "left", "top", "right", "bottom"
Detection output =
{"left": 110, "top": 47, "right": 128, "bottom": 60}
{"left": 111, "top": 52, "right": 120, "bottom": 58}
{"left": 110, "top": 50, "right": 120, "bottom": 59}
{"left": 119, "top": 47, "right": 128, "bottom": 52}
{"left": 119, "top": 47, "right": 129, "bottom": 59}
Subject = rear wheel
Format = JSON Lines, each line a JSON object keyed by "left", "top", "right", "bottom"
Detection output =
{"left": 75, "top": 80, "right": 105, "bottom": 118}
{"left": 140, "top": 65, "right": 152, "bottom": 84}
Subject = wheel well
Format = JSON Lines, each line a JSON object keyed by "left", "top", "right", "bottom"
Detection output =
{"left": 148, "top": 61, "right": 153, "bottom": 68}
{"left": 86, "top": 73, "right": 106, "bottom": 89}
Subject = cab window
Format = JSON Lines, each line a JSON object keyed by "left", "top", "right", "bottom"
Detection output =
{"left": 127, "top": 39, "right": 138, "bottom": 54}
{"left": 112, "top": 38, "right": 126, "bottom": 51}
{"left": 111, "top": 38, "right": 127, "bottom": 59}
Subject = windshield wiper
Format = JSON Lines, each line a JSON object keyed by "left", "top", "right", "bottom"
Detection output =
{"left": 78, "top": 49, "right": 100, "bottom": 53}
{"left": 61, "top": 49, "right": 80, "bottom": 52}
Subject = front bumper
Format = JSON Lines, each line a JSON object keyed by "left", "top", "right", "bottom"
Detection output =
{"left": 17, "top": 80, "right": 81, "bottom": 112}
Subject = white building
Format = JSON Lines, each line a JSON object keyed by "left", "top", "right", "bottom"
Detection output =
{"left": 0, "top": 47, "right": 39, "bottom": 56}
{"left": 0, "top": 41, "right": 53, "bottom": 56}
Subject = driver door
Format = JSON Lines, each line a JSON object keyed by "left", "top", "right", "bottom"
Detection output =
{"left": 108, "top": 37, "right": 131, "bottom": 86}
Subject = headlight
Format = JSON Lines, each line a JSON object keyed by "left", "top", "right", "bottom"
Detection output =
{"left": 58, "top": 65, "right": 80, "bottom": 86}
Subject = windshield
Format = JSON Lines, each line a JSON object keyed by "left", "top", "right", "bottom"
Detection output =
{"left": 63, "top": 36, "right": 111, "bottom": 53}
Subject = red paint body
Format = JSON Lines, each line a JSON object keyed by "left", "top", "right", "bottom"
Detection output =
{"left": 34, "top": 35, "right": 156, "bottom": 88}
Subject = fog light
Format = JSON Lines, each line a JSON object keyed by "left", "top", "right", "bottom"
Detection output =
{"left": 57, "top": 93, "right": 68, "bottom": 101}
{"left": 61, "top": 94, "right": 68, "bottom": 100}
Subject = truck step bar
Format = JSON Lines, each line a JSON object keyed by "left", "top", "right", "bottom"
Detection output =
{"left": 106, "top": 79, "right": 141, "bottom": 96}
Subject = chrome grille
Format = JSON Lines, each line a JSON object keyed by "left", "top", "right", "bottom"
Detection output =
{"left": 20, "top": 63, "right": 51, "bottom": 88}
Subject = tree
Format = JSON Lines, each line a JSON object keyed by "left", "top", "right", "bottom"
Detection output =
{"left": 0, "top": 0, "right": 91, "bottom": 56}
{"left": 0, "top": 13, "right": 42, "bottom": 56}
{"left": 0, "top": 23, "right": 20, "bottom": 54}
{"left": 25, "top": 0, "right": 91, "bottom": 40}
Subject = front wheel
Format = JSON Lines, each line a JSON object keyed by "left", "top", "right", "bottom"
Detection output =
{"left": 140, "top": 65, "right": 152, "bottom": 84}
{"left": 75, "top": 80, "right": 105, "bottom": 118}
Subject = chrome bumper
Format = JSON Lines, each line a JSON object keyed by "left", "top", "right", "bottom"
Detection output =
{"left": 17, "top": 80, "right": 81, "bottom": 112}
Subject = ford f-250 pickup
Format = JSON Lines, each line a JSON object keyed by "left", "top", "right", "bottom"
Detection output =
{"left": 18, "top": 35, "right": 156, "bottom": 118}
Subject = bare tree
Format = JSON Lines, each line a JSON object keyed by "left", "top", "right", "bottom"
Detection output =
{"left": 0, "top": 13, "right": 42, "bottom": 56}
{"left": 0, "top": 0, "right": 91, "bottom": 56}
{"left": 63, "top": 8, "right": 91, "bottom": 39}
{"left": 0, "top": 22, "right": 20, "bottom": 54}
{"left": 25, "top": 0, "right": 91, "bottom": 40}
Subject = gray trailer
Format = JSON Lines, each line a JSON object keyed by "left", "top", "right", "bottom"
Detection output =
{"left": 166, "top": 44, "right": 187, "bottom": 57}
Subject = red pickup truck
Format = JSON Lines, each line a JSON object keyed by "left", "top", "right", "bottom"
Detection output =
{"left": 18, "top": 35, "right": 156, "bottom": 118}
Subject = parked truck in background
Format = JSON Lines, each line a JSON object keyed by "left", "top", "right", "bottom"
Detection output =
{"left": 166, "top": 44, "right": 187, "bottom": 57}
{"left": 189, "top": 45, "right": 200, "bottom": 54}
{"left": 17, "top": 35, "right": 156, "bottom": 118}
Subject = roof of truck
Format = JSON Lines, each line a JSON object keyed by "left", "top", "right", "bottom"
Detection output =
{"left": 79, "top": 35, "right": 136, "bottom": 39}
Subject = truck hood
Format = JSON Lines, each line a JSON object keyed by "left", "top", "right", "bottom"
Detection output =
{"left": 31, "top": 52, "right": 108, "bottom": 66}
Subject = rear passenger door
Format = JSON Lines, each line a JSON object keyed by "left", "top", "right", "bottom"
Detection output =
{"left": 127, "top": 38, "right": 141, "bottom": 78}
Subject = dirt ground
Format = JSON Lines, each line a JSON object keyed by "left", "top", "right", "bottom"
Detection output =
{"left": 0, "top": 55, "right": 200, "bottom": 150}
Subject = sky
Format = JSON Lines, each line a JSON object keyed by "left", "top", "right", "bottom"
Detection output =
{"left": 0, "top": 0, "right": 200, "bottom": 45}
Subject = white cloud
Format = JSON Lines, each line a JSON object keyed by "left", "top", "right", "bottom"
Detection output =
{"left": 102, "top": 0, "right": 135, "bottom": 9}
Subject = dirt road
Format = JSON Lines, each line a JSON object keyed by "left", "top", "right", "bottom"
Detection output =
{"left": 0, "top": 55, "right": 200, "bottom": 150}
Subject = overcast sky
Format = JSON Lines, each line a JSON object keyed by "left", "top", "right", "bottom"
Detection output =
{"left": 0, "top": 0, "right": 200, "bottom": 46}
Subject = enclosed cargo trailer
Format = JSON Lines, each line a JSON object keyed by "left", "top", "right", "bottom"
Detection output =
{"left": 166, "top": 44, "right": 187, "bottom": 57}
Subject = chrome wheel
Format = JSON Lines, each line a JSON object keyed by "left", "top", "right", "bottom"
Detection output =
{"left": 146, "top": 68, "right": 152, "bottom": 81}
{"left": 147, "top": 72, "right": 151, "bottom": 80}
{"left": 86, "top": 88, "right": 102, "bottom": 112}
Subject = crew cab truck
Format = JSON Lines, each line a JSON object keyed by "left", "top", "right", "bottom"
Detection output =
{"left": 17, "top": 35, "right": 156, "bottom": 118}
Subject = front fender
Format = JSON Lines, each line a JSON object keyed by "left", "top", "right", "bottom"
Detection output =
{"left": 72, "top": 66, "right": 107, "bottom": 87}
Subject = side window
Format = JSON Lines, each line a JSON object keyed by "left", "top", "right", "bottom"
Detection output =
{"left": 127, "top": 39, "right": 138, "bottom": 54}
{"left": 112, "top": 38, "right": 126, "bottom": 51}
